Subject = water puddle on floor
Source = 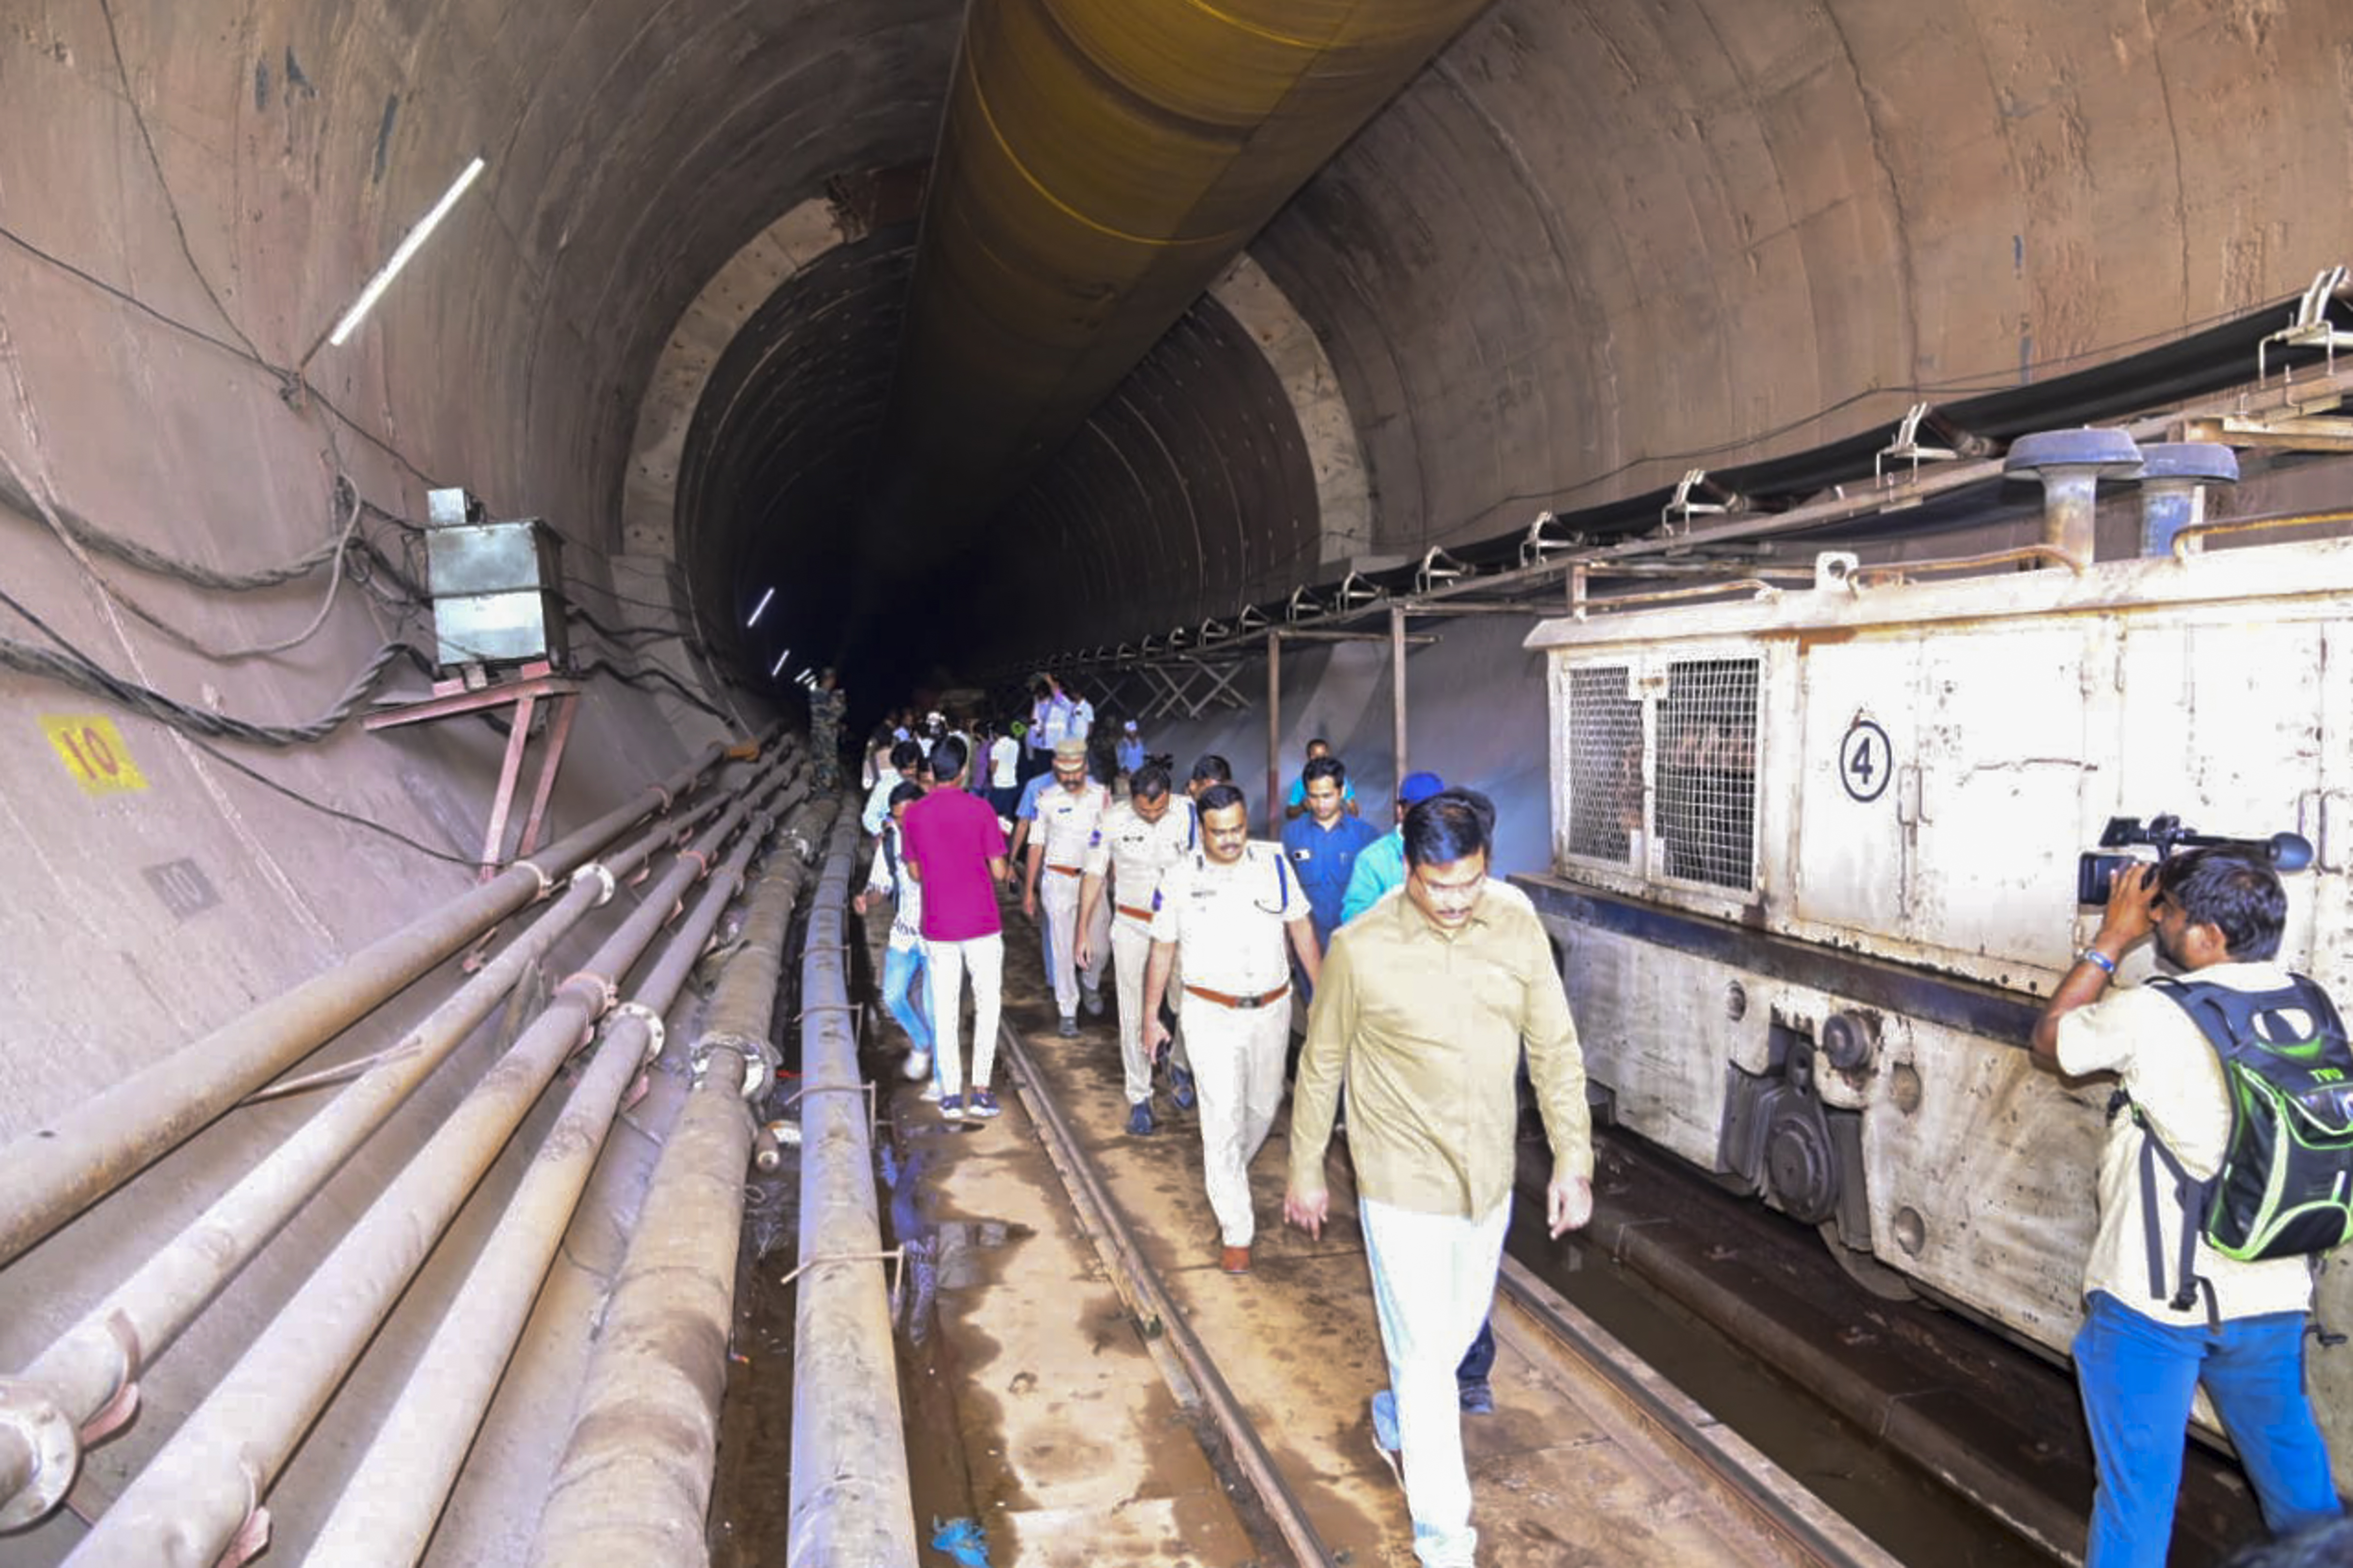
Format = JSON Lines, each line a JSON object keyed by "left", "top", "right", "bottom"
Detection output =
{"left": 882, "top": 1120, "right": 1035, "bottom": 1340}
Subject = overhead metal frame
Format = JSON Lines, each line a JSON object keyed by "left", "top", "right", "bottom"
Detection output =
{"left": 989, "top": 355, "right": 2353, "bottom": 695}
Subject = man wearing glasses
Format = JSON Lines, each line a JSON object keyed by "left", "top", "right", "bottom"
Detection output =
{"left": 1142, "top": 783, "right": 1323, "bottom": 1274}
{"left": 1286, "top": 788, "right": 1594, "bottom": 1568}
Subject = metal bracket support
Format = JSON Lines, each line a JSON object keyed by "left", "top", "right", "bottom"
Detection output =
{"left": 1875, "top": 402, "right": 1957, "bottom": 486}
{"left": 2259, "top": 265, "right": 2353, "bottom": 382}
{"left": 1661, "top": 470, "right": 1732, "bottom": 535}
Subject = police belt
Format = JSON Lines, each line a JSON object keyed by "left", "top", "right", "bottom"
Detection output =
{"left": 1115, "top": 903, "right": 1154, "bottom": 923}
{"left": 1045, "top": 864, "right": 1082, "bottom": 877}
{"left": 1183, "top": 981, "right": 1291, "bottom": 1011}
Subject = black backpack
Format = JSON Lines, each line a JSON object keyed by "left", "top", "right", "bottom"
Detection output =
{"left": 2124, "top": 974, "right": 2353, "bottom": 1323}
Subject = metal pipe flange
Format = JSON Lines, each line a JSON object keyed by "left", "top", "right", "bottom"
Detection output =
{"left": 690, "top": 1030, "right": 778, "bottom": 1101}
{"left": 570, "top": 861, "right": 618, "bottom": 907}
{"left": 612, "top": 1000, "right": 667, "bottom": 1065}
{"left": 0, "top": 1379, "right": 81, "bottom": 1530}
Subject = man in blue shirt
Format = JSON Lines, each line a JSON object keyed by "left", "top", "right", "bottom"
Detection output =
{"left": 1340, "top": 770, "right": 1449, "bottom": 922}
{"left": 1281, "top": 756, "right": 1381, "bottom": 971}
{"left": 1282, "top": 737, "right": 1359, "bottom": 820}
{"left": 1115, "top": 720, "right": 1146, "bottom": 778}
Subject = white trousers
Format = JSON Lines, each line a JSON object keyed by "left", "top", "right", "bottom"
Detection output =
{"left": 1361, "top": 1196, "right": 1511, "bottom": 1568}
{"left": 1179, "top": 994, "right": 1290, "bottom": 1245}
{"left": 1039, "top": 869, "right": 1109, "bottom": 1017}
{"left": 925, "top": 932, "right": 1004, "bottom": 1099}
{"left": 1108, "top": 919, "right": 1190, "bottom": 1103}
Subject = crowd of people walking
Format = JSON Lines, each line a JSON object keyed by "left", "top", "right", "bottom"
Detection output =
{"left": 830, "top": 677, "right": 1587, "bottom": 1568}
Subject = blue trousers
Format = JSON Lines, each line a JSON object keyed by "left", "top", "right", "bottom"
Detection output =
{"left": 1458, "top": 1318, "right": 1495, "bottom": 1385}
{"left": 2073, "top": 1291, "right": 2342, "bottom": 1567}
{"left": 880, "top": 943, "right": 932, "bottom": 1054}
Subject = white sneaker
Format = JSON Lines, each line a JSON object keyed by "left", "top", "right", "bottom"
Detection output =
{"left": 919, "top": 1082, "right": 942, "bottom": 1103}
{"left": 901, "top": 1049, "right": 932, "bottom": 1083}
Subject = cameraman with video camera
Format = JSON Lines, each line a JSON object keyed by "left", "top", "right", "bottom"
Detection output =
{"left": 2031, "top": 846, "right": 2345, "bottom": 1565}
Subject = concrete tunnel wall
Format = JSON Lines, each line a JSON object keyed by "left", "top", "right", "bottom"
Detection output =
{"left": 0, "top": 0, "right": 2348, "bottom": 1560}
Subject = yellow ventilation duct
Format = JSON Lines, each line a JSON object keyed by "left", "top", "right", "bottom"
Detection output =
{"left": 871, "top": 0, "right": 1494, "bottom": 555}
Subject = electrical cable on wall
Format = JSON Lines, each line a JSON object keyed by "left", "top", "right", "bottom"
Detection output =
{"left": 2, "top": 450, "right": 371, "bottom": 663}
{"left": 0, "top": 588, "right": 417, "bottom": 746}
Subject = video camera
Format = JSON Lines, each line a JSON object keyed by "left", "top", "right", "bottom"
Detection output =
{"left": 2076, "top": 813, "right": 2315, "bottom": 905}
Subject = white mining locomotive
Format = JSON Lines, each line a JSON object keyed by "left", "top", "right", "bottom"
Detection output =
{"left": 1513, "top": 523, "right": 2353, "bottom": 1488}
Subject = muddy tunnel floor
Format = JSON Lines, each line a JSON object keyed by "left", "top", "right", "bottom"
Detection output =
{"left": 703, "top": 850, "right": 2242, "bottom": 1567}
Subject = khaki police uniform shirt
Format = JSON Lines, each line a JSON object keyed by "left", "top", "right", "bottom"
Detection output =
{"left": 1149, "top": 842, "right": 1303, "bottom": 996}
{"left": 1032, "top": 780, "right": 1112, "bottom": 871}
{"left": 1083, "top": 796, "right": 1197, "bottom": 923}
{"left": 2055, "top": 960, "right": 2315, "bottom": 1322}
{"left": 1290, "top": 881, "right": 1592, "bottom": 1221}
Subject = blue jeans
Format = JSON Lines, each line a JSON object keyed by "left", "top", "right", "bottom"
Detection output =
{"left": 880, "top": 943, "right": 932, "bottom": 1054}
{"left": 2073, "top": 1291, "right": 2342, "bottom": 1567}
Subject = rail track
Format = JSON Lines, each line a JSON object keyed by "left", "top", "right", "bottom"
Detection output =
{"left": 992, "top": 1016, "right": 1904, "bottom": 1568}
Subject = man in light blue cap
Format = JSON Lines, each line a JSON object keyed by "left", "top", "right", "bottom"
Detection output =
{"left": 1340, "top": 771, "right": 1447, "bottom": 924}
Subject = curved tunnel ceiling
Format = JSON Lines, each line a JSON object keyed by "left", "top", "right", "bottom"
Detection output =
{"left": 6, "top": 0, "right": 2345, "bottom": 712}
{"left": 675, "top": 0, "right": 2353, "bottom": 697}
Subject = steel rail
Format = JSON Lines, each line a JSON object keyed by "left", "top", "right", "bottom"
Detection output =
{"left": 1492, "top": 1256, "right": 1900, "bottom": 1568}
{"left": 991, "top": 1020, "right": 1340, "bottom": 1568}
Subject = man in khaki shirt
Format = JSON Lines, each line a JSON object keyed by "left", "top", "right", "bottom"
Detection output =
{"left": 1286, "top": 789, "right": 1593, "bottom": 1568}
{"left": 1142, "top": 783, "right": 1322, "bottom": 1275}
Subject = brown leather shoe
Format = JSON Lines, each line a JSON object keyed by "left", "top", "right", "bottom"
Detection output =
{"left": 1220, "top": 1244, "right": 1251, "bottom": 1275}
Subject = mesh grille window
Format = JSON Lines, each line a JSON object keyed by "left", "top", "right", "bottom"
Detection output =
{"left": 1565, "top": 666, "right": 1644, "bottom": 863}
{"left": 1654, "top": 658, "right": 1759, "bottom": 890}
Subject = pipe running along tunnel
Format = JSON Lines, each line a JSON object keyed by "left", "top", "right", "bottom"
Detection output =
{"left": 0, "top": 0, "right": 2350, "bottom": 1562}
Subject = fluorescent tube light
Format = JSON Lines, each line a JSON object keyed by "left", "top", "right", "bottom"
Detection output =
{"left": 326, "top": 156, "right": 488, "bottom": 348}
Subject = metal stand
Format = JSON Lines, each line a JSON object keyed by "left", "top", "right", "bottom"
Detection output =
{"left": 365, "top": 659, "right": 582, "bottom": 881}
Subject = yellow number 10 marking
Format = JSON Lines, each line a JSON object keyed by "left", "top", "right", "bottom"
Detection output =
{"left": 42, "top": 715, "right": 150, "bottom": 795}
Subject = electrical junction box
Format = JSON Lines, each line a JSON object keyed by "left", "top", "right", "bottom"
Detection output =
{"left": 424, "top": 487, "right": 568, "bottom": 672}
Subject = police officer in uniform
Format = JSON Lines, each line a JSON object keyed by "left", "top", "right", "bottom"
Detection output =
{"left": 1142, "top": 783, "right": 1322, "bottom": 1274}
{"left": 1077, "top": 763, "right": 1199, "bottom": 1135}
{"left": 1024, "top": 735, "right": 1113, "bottom": 1036}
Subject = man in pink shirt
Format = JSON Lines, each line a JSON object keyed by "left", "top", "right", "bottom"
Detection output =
{"left": 901, "top": 736, "right": 1012, "bottom": 1121}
